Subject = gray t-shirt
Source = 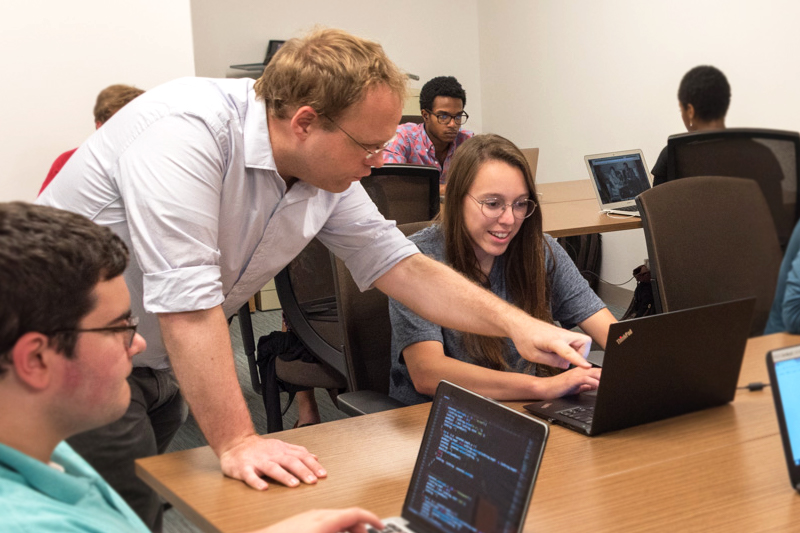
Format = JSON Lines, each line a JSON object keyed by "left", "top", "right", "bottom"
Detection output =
{"left": 388, "top": 224, "right": 606, "bottom": 405}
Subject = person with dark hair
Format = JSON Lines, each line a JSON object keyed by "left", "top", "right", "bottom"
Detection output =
{"left": 651, "top": 65, "right": 730, "bottom": 185}
{"left": 0, "top": 202, "right": 387, "bottom": 533}
{"left": 384, "top": 75, "right": 474, "bottom": 193}
{"left": 37, "top": 27, "right": 592, "bottom": 530}
{"left": 40, "top": 84, "right": 144, "bottom": 195}
{"left": 388, "top": 135, "right": 615, "bottom": 405}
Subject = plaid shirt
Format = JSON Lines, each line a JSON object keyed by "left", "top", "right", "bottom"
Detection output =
{"left": 383, "top": 122, "right": 474, "bottom": 184}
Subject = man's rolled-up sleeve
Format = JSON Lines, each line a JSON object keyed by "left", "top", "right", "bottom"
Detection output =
{"left": 115, "top": 113, "right": 230, "bottom": 313}
{"left": 317, "top": 183, "right": 419, "bottom": 292}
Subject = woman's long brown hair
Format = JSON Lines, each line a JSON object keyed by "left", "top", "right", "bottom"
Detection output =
{"left": 439, "top": 134, "right": 553, "bottom": 371}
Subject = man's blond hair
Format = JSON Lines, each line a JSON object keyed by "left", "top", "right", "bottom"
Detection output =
{"left": 254, "top": 27, "right": 407, "bottom": 125}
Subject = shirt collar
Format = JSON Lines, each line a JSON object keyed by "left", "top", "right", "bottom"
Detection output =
{"left": 0, "top": 442, "right": 91, "bottom": 504}
{"left": 242, "top": 87, "right": 277, "bottom": 172}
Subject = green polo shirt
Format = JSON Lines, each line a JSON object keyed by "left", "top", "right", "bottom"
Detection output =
{"left": 0, "top": 441, "right": 149, "bottom": 532}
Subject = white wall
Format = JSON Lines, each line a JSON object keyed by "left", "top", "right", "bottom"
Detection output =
{"left": 189, "top": 0, "right": 483, "bottom": 133}
{"left": 0, "top": 0, "right": 196, "bottom": 202}
{"left": 477, "top": 0, "right": 800, "bottom": 289}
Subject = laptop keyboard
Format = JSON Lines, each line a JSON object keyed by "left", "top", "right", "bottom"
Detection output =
{"left": 614, "top": 205, "right": 639, "bottom": 212}
{"left": 558, "top": 405, "right": 594, "bottom": 423}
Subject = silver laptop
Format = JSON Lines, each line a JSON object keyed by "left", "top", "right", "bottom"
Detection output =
{"left": 584, "top": 149, "right": 652, "bottom": 215}
{"left": 368, "top": 381, "right": 549, "bottom": 533}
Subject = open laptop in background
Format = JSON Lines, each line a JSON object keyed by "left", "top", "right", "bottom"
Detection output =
{"left": 368, "top": 381, "right": 549, "bottom": 533}
{"left": 524, "top": 298, "right": 755, "bottom": 436}
{"left": 584, "top": 149, "right": 652, "bottom": 215}
{"left": 230, "top": 40, "right": 286, "bottom": 72}
{"left": 766, "top": 345, "right": 800, "bottom": 492}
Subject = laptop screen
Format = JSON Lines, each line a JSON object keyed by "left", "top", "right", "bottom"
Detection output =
{"left": 773, "top": 350, "right": 800, "bottom": 466}
{"left": 586, "top": 152, "right": 650, "bottom": 205}
{"left": 403, "top": 383, "right": 546, "bottom": 533}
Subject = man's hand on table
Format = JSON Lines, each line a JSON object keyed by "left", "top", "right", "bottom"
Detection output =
{"left": 220, "top": 434, "right": 327, "bottom": 490}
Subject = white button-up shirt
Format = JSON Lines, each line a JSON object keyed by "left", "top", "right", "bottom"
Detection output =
{"left": 38, "top": 77, "right": 418, "bottom": 369}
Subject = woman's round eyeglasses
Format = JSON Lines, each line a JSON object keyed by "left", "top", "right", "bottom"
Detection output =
{"left": 468, "top": 194, "right": 537, "bottom": 219}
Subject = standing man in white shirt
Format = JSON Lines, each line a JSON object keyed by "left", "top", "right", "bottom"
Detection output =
{"left": 38, "top": 27, "right": 592, "bottom": 531}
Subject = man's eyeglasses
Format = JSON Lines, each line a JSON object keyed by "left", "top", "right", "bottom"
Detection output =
{"left": 425, "top": 111, "right": 469, "bottom": 126}
{"left": 50, "top": 316, "right": 140, "bottom": 349}
{"left": 468, "top": 195, "right": 537, "bottom": 220}
{"left": 323, "top": 115, "right": 395, "bottom": 160}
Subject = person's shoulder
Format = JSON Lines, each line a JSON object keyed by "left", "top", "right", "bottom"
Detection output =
{"left": 409, "top": 224, "right": 444, "bottom": 256}
{"left": 395, "top": 122, "right": 424, "bottom": 136}
{"left": 457, "top": 129, "right": 475, "bottom": 142}
{"left": 139, "top": 77, "right": 254, "bottom": 116}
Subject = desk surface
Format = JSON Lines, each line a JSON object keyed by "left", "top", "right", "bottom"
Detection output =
{"left": 137, "top": 333, "right": 800, "bottom": 533}
{"left": 538, "top": 180, "right": 641, "bottom": 237}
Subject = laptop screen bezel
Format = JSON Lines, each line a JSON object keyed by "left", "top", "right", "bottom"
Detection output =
{"left": 767, "top": 345, "right": 800, "bottom": 491}
{"left": 584, "top": 149, "right": 652, "bottom": 210}
{"left": 400, "top": 381, "right": 549, "bottom": 533}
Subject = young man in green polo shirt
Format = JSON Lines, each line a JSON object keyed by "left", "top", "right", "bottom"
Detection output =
{"left": 0, "top": 202, "right": 382, "bottom": 533}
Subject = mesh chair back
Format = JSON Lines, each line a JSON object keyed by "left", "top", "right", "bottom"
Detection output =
{"left": 334, "top": 221, "right": 432, "bottom": 394}
{"left": 636, "top": 176, "right": 782, "bottom": 336}
{"left": 667, "top": 128, "right": 800, "bottom": 245}
{"left": 361, "top": 164, "right": 440, "bottom": 224}
{"left": 274, "top": 238, "right": 345, "bottom": 375}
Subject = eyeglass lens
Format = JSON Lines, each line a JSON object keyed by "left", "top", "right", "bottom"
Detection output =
{"left": 480, "top": 199, "right": 536, "bottom": 219}
{"left": 434, "top": 113, "right": 468, "bottom": 125}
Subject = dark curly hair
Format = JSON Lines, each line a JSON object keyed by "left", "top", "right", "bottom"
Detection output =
{"left": 677, "top": 65, "right": 730, "bottom": 122}
{"left": 419, "top": 76, "right": 467, "bottom": 112}
{"left": 0, "top": 203, "right": 129, "bottom": 376}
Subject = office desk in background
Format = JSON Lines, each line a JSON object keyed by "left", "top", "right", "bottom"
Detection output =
{"left": 538, "top": 179, "right": 641, "bottom": 237}
{"left": 136, "top": 333, "right": 800, "bottom": 533}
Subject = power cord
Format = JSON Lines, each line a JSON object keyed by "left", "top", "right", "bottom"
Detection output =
{"left": 737, "top": 382, "right": 770, "bottom": 391}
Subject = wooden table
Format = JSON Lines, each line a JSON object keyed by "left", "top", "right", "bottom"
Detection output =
{"left": 538, "top": 179, "right": 642, "bottom": 237}
{"left": 137, "top": 333, "right": 800, "bottom": 532}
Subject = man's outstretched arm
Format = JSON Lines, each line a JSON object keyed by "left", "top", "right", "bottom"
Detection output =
{"left": 374, "top": 253, "right": 592, "bottom": 369}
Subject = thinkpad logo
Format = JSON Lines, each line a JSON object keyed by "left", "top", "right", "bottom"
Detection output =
{"left": 616, "top": 329, "right": 633, "bottom": 345}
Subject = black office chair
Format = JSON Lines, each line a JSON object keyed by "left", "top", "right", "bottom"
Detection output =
{"left": 334, "top": 221, "right": 433, "bottom": 416}
{"left": 360, "top": 164, "right": 440, "bottom": 223}
{"left": 666, "top": 128, "right": 800, "bottom": 246}
{"left": 238, "top": 164, "right": 439, "bottom": 431}
{"left": 636, "top": 176, "right": 782, "bottom": 336}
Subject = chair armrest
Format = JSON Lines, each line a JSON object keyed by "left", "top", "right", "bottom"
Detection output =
{"left": 336, "top": 390, "right": 406, "bottom": 417}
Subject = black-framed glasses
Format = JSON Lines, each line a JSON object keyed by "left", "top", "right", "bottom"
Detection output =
{"left": 322, "top": 115, "right": 396, "bottom": 160}
{"left": 424, "top": 110, "right": 469, "bottom": 126}
{"left": 50, "top": 316, "right": 140, "bottom": 349}
{"left": 468, "top": 194, "right": 537, "bottom": 220}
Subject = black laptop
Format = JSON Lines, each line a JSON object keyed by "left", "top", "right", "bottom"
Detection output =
{"left": 368, "top": 381, "right": 549, "bottom": 533}
{"left": 524, "top": 298, "right": 755, "bottom": 436}
{"left": 230, "top": 40, "right": 286, "bottom": 71}
{"left": 766, "top": 344, "right": 800, "bottom": 492}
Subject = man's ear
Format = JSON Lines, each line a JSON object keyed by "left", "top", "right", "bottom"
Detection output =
{"left": 11, "top": 332, "right": 57, "bottom": 390}
{"left": 685, "top": 103, "right": 696, "bottom": 122}
{"left": 289, "top": 106, "right": 319, "bottom": 140}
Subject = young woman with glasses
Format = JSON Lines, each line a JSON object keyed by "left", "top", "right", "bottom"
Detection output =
{"left": 388, "top": 134, "right": 616, "bottom": 405}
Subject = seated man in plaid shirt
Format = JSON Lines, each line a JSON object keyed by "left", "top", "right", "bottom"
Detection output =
{"left": 383, "top": 76, "right": 474, "bottom": 195}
